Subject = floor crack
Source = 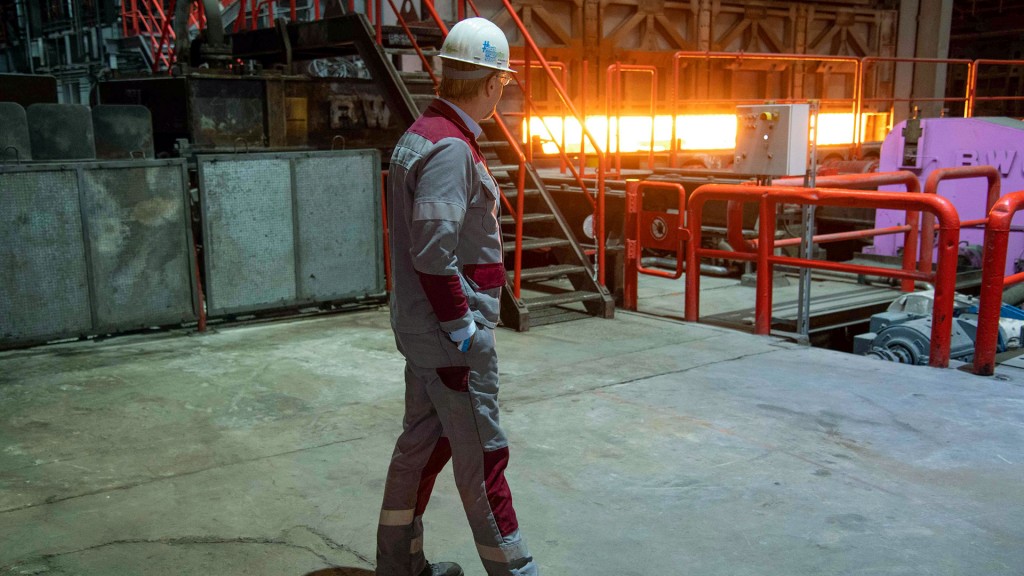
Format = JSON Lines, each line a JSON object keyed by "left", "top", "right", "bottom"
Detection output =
{"left": 515, "top": 348, "right": 785, "bottom": 406}
{"left": 1, "top": 535, "right": 346, "bottom": 572}
{"left": 0, "top": 436, "right": 368, "bottom": 516}
{"left": 292, "top": 525, "right": 374, "bottom": 566}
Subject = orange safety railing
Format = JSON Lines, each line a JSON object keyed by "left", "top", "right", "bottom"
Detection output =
{"left": 967, "top": 59, "right": 1024, "bottom": 116}
{"left": 493, "top": 0, "right": 610, "bottom": 286}
{"left": 973, "top": 191, "right": 1024, "bottom": 375}
{"left": 121, "top": 0, "right": 176, "bottom": 71}
{"left": 859, "top": 57, "right": 974, "bottom": 128}
{"left": 622, "top": 180, "right": 689, "bottom": 310}
{"left": 381, "top": 170, "right": 392, "bottom": 293}
{"left": 764, "top": 171, "right": 924, "bottom": 292}
{"left": 606, "top": 63, "right": 657, "bottom": 177}
{"left": 685, "top": 184, "right": 961, "bottom": 367}
{"left": 918, "top": 166, "right": 1001, "bottom": 274}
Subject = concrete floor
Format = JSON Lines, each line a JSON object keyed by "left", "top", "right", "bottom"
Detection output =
{"left": 2, "top": 277, "right": 1023, "bottom": 575}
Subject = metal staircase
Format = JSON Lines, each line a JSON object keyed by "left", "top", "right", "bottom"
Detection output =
{"left": 386, "top": 19, "right": 613, "bottom": 330}
{"left": 477, "top": 120, "right": 613, "bottom": 330}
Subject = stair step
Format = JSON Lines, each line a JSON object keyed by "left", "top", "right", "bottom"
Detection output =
{"left": 386, "top": 47, "right": 440, "bottom": 57}
{"left": 511, "top": 264, "right": 588, "bottom": 281}
{"left": 489, "top": 163, "right": 521, "bottom": 174}
{"left": 504, "top": 237, "right": 572, "bottom": 252}
{"left": 480, "top": 141, "right": 511, "bottom": 149}
{"left": 522, "top": 290, "right": 606, "bottom": 309}
{"left": 499, "top": 186, "right": 542, "bottom": 198}
{"left": 528, "top": 307, "right": 594, "bottom": 327}
{"left": 399, "top": 72, "right": 436, "bottom": 85}
{"left": 500, "top": 213, "right": 556, "bottom": 226}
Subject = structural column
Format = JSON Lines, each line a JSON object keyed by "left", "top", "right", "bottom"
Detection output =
{"left": 893, "top": 0, "right": 954, "bottom": 124}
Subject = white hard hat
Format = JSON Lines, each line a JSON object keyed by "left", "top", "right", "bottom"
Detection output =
{"left": 439, "top": 17, "right": 516, "bottom": 77}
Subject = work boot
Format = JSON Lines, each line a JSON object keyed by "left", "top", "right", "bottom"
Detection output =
{"left": 417, "top": 562, "right": 464, "bottom": 576}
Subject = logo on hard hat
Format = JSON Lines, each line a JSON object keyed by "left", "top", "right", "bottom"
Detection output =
{"left": 481, "top": 40, "right": 499, "bottom": 63}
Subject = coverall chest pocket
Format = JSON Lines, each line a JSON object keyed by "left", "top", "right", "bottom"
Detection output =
{"left": 474, "top": 165, "right": 500, "bottom": 234}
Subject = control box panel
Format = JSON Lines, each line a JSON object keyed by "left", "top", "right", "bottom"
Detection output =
{"left": 733, "top": 104, "right": 810, "bottom": 177}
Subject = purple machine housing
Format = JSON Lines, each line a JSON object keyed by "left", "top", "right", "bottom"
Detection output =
{"left": 865, "top": 117, "right": 1024, "bottom": 275}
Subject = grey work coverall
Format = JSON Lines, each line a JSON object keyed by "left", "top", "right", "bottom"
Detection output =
{"left": 377, "top": 98, "right": 538, "bottom": 576}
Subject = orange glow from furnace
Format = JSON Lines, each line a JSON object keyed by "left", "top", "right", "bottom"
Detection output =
{"left": 523, "top": 113, "right": 880, "bottom": 154}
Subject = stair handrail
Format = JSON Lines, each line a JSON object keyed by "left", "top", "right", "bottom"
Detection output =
{"left": 490, "top": 117, "right": 528, "bottom": 299}
{"left": 152, "top": 0, "right": 177, "bottom": 72}
{"left": 495, "top": 0, "right": 608, "bottom": 286}
{"left": 137, "top": 0, "right": 175, "bottom": 72}
{"left": 384, "top": 0, "right": 439, "bottom": 85}
{"left": 510, "top": 59, "right": 568, "bottom": 174}
{"left": 122, "top": 0, "right": 139, "bottom": 37}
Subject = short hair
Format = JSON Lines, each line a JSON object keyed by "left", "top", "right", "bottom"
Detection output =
{"left": 437, "top": 59, "right": 495, "bottom": 101}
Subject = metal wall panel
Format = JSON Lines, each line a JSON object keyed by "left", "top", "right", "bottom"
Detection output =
{"left": 294, "top": 151, "right": 383, "bottom": 301}
{"left": 199, "top": 157, "right": 297, "bottom": 316}
{"left": 0, "top": 169, "right": 92, "bottom": 344}
{"left": 80, "top": 163, "right": 196, "bottom": 330}
{"left": 198, "top": 150, "right": 384, "bottom": 317}
{"left": 27, "top": 104, "right": 96, "bottom": 160}
{"left": 1, "top": 160, "right": 197, "bottom": 347}
{"left": 92, "top": 105, "right": 156, "bottom": 160}
{"left": 0, "top": 103, "right": 32, "bottom": 162}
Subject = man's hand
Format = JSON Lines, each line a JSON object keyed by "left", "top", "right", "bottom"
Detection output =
{"left": 447, "top": 322, "right": 478, "bottom": 352}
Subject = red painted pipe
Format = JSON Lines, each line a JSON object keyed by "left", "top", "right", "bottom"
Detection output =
{"left": 973, "top": 191, "right": 1024, "bottom": 375}
{"left": 687, "top": 184, "right": 960, "bottom": 367}
{"left": 770, "top": 171, "right": 922, "bottom": 292}
{"left": 920, "top": 166, "right": 1001, "bottom": 274}
{"left": 635, "top": 181, "right": 688, "bottom": 280}
{"left": 381, "top": 171, "right": 392, "bottom": 293}
{"left": 624, "top": 181, "right": 640, "bottom": 311}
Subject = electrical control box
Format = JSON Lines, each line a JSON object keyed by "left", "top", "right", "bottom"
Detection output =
{"left": 733, "top": 104, "right": 810, "bottom": 177}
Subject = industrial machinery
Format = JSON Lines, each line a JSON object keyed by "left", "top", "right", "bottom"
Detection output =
{"left": 854, "top": 291, "right": 1024, "bottom": 366}
{"left": 868, "top": 116, "right": 1024, "bottom": 275}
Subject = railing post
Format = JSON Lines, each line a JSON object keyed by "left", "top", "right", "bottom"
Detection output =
{"left": 624, "top": 181, "right": 640, "bottom": 311}
{"left": 929, "top": 204, "right": 961, "bottom": 368}
{"left": 597, "top": 157, "right": 606, "bottom": 286}
{"left": 684, "top": 190, "right": 702, "bottom": 322}
{"left": 973, "top": 196, "right": 1023, "bottom": 375}
{"left": 755, "top": 195, "right": 775, "bottom": 335}
{"left": 381, "top": 170, "right": 392, "bottom": 293}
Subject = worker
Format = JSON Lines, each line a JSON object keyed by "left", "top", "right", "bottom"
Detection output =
{"left": 376, "top": 16, "right": 539, "bottom": 576}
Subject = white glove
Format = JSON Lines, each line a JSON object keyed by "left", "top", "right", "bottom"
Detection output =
{"left": 447, "top": 322, "right": 478, "bottom": 352}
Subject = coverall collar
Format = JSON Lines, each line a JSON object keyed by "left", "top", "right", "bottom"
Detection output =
{"left": 434, "top": 98, "right": 483, "bottom": 140}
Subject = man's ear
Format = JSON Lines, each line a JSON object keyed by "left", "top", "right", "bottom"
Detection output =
{"left": 486, "top": 74, "right": 500, "bottom": 96}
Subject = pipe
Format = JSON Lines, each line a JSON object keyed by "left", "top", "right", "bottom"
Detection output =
{"left": 687, "top": 184, "right": 960, "bottom": 367}
{"left": 631, "top": 181, "right": 688, "bottom": 280}
{"left": 974, "top": 191, "right": 1024, "bottom": 375}
{"left": 920, "top": 165, "right": 1000, "bottom": 274}
{"left": 969, "top": 59, "right": 1024, "bottom": 116}
{"left": 19, "top": 0, "right": 34, "bottom": 73}
{"left": 641, "top": 257, "right": 729, "bottom": 276}
{"left": 769, "top": 171, "right": 923, "bottom": 292}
